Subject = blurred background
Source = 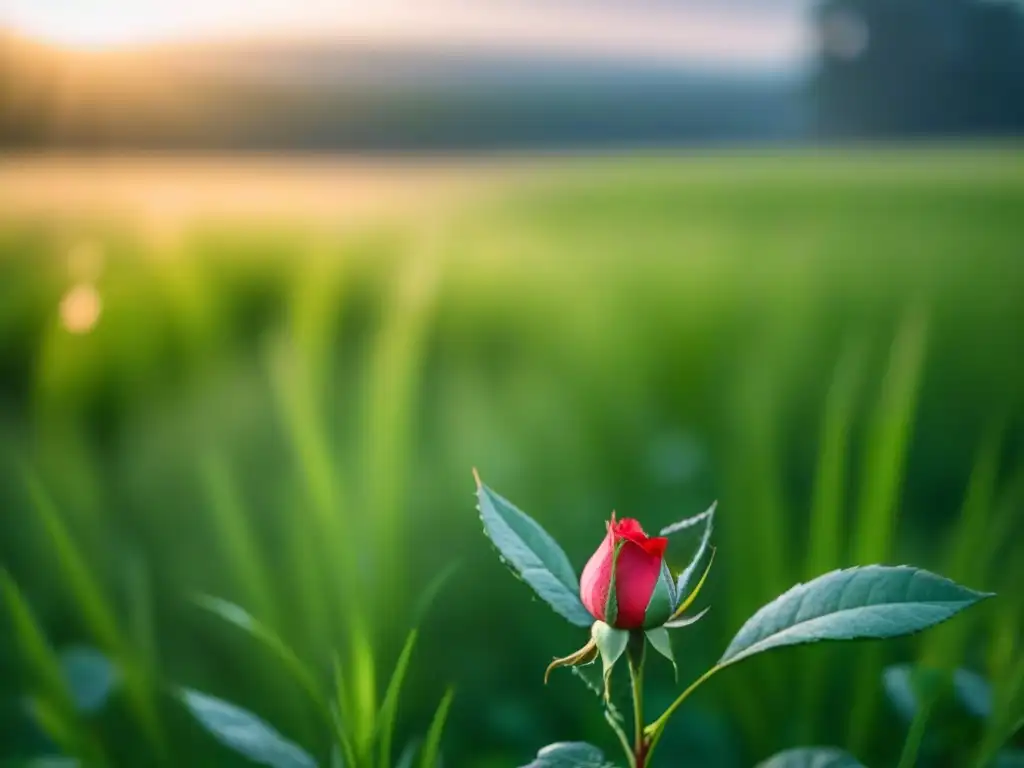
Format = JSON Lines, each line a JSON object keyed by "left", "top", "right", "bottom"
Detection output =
{"left": 1, "top": 1, "right": 1023, "bottom": 766}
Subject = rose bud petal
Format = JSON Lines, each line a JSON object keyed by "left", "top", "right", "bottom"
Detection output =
{"left": 580, "top": 514, "right": 673, "bottom": 630}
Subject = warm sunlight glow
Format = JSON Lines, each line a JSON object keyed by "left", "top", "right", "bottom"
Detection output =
{"left": 3, "top": 0, "right": 367, "bottom": 49}
{"left": 8, "top": 2, "right": 181, "bottom": 49}
{"left": 4, "top": 0, "right": 807, "bottom": 64}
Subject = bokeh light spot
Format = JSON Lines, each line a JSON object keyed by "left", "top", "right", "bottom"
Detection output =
{"left": 60, "top": 283, "right": 103, "bottom": 334}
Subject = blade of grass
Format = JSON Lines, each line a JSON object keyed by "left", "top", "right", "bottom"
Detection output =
{"left": 896, "top": 695, "right": 936, "bottom": 768}
{"left": 360, "top": 239, "right": 440, "bottom": 600}
{"left": 347, "top": 612, "right": 378, "bottom": 762}
{"left": 848, "top": 306, "right": 929, "bottom": 753}
{"left": 331, "top": 654, "right": 359, "bottom": 768}
{"left": 265, "top": 333, "right": 344, "bottom": 544}
{"left": 807, "top": 333, "right": 869, "bottom": 578}
{"left": 265, "top": 334, "right": 351, "bottom": 637}
{"left": 26, "top": 695, "right": 84, "bottom": 760}
{"left": 799, "top": 333, "right": 868, "bottom": 741}
{"left": 123, "top": 549, "right": 159, "bottom": 678}
{"left": 1, "top": 572, "right": 77, "bottom": 721}
{"left": 851, "top": 305, "right": 929, "bottom": 568}
{"left": 1, "top": 572, "right": 106, "bottom": 765}
{"left": 281, "top": 489, "right": 331, "bottom": 665}
{"left": 976, "top": 548, "right": 1024, "bottom": 768}
{"left": 412, "top": 562, "right": 462, "bottom": 627}
{"left": 719, "top": 330, "right": 798, "bottom": 750}
{"left": 419, "top": 687, "right": 456, "bottom": 768}
{"left": 193, "top": 595, "right": 324, "bottom": 710}
{"left": 193, "top": 590, "right": 322, "bottom": 754}
{"left": 286, "top": 237, "right": 346, "bottom": 403}
{"left": 921, "top": 423, "right": 1004, "bottom": 669}
{"left": 199, "top": 453, "right": 277, "bottom": 626}
{"left": 973, "top": 655, "right": 1024, "bottom": 768}
{"left": 24, "top": 471, "right": 121, "bottom": 653}
{"left": 376, "top": 628, "right": 419, "bottom": 768}
{"left": 23, "top": 468, "right": 166, "bottom": 757}
{"left": 397, "top": 739, "right": 422, "bottom": 768}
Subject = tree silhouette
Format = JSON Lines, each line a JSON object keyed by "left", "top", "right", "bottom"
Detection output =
{"left": 811, "top": 0, "right": 1024, "bottom": 137}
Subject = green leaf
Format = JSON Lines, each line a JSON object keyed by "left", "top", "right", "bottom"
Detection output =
{"left": 179, "top": 688, "right": 317, "bottom": 768}
{"left": 474, "top": 473, "right": 592, "bottom": 627}
{"left": 719, "top": 566, "right": 993, "bottom": 667}
{"left": 754, "top": 747, "right": 865, "bottom": 768}
{"left": 642, "top": 562, "right": 675, "bottom": 629}
{"left": 419, "top": 687, "right": 455, "bottom": 768}
{"left": 644, "top": 627, "right": 677, "bottom": 681}
{"left": 521, "top": 741, "right": 616, "bottom": 767}
{"left": 664, "top": 606, "right": 710, "bottom": 630}
{"left": 412, "top": 562, "right": 462, "bottom": 626}
{"left": 660, "top": 502, "right": 716, "bottom": 608}
{"left": 58, "top": 646, "right": 119, "bottom": 715}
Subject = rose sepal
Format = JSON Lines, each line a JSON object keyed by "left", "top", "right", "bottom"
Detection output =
{"left": 591, "top": 620, "right": 629, "bottom": 701}
{"left": 644, "top": 626, "right": 677, "bottom": 681}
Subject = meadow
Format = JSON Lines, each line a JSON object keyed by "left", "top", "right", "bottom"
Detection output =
{"left": 1, "top": 147, "right": 1022, "bottom": 767}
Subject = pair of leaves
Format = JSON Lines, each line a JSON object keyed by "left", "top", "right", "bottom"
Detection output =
{"left": 476, "top": 476, "right": 993, "bottom": 679}
{"left": 475, "top": 473, "right": 715, "bottom": 629}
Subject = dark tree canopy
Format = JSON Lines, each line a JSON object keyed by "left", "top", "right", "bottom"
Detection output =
{"left": 812, "top": 0, "right": 1024, "bottom": 137}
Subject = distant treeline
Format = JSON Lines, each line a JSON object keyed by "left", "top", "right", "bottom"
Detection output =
{"left": 811, "top": 0, "right": 1024, "bottom": 137}
{"left": 0, "top": 35, "right": 806, "bottom": 150}
{"left": 1, "top": 0, "right": 1022, "bottom": 150}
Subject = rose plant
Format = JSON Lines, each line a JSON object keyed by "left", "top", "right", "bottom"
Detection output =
{"left": 472, "top": 470, "right": 995, "bottom": 768}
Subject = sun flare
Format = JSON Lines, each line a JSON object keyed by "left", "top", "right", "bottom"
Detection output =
{"left": 3, "top": 0, "right": 287, "bottom": 49}
{"left": 7, "top": 2, "right": 180, "bottom": 49}
{"left": 4, "top": 0, "right": 806, "bottom": 64}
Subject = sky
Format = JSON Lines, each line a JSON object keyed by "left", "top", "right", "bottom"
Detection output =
{"left": 1, "top": 0, "right": 812, "bottom": 67}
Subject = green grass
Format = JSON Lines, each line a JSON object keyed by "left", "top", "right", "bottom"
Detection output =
{"left": 1, "top": 147, "right": 1023, "bottom": 767}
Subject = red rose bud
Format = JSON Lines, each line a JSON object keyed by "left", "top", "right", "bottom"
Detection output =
{"left": 580, "top": 514, "right": 676, "bottom": 630}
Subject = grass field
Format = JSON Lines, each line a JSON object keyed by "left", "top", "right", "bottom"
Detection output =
{"left": 1, "top": 147, "right": 1023, "bottom": 767}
